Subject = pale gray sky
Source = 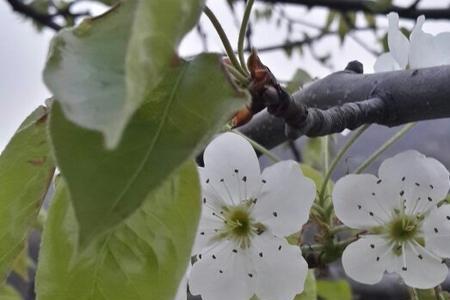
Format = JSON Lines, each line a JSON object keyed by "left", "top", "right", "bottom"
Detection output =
{"left": 1, "top": 0, "right": 449, "bottom": 151}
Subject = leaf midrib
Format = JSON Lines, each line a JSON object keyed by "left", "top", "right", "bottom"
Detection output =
{"left": 108, "top": 64, "right": 189, "bottom": 214}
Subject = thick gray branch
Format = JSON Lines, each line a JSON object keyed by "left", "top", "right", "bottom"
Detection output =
{"left": 239, "top": 64, "right": 450, "bottom": 149}
{"left": 256, "top": 0, "right": 450, "bottom": 20}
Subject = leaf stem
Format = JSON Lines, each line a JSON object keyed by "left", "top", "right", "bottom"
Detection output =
{"left": 354, "top": 123, "right": 415, "bottom": 174}
{"left": 224, "top": 64, "right": 250, "bottom": 86}
{"left": 203, "top": 6, "right": 247, "bottom": 77}
{"left": 232, "top": 130, "right": 281, "bottom": 163}
{"left": 237, "top": 0, "right": 254, "bottom": 75}
{"left": 318, "top": 125, "right": 370, "bottom": 205}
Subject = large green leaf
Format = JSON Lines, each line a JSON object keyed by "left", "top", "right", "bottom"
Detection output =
{"left": 0, "top": 284, "right": 21, "bottom": 300}
{"left": 44, "top": 0, "right": 205, "bottom": 148}
{"left": 44, "top": 1, "right": 138, "bottom": 149}
{"left": 126, "top": 0, "right": 204, "bottom": 120}
{"left": 36, "top": 162, "right": 200, "bottom": 300}
{"left": 50, "top": 53, "right": 247, "bottom": 245}
{"left": 0, "top": 107, "right": 54, "bottom": 283}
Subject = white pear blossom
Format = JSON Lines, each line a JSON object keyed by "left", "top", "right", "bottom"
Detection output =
{"left": 374, "top": 12, "right": 450, "bottom": 72}
{"left": 333, "top": 151, "right": 450, "bottom": 289}
{"left": 188, "top": 132, "right": 316, "bottom": 300}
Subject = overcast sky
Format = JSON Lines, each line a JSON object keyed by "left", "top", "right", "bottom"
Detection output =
{"left": 1, "top": 0, "right": 449, "bottom": 151}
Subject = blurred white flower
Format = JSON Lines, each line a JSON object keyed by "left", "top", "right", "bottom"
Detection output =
{"left": 374, "top": 12, "right": 450, "bottom": 72}
{"left": 333, "top": 150, "right": 450, "bottom": 289}
{"left": 188, "top": 132, "right": 316, "bottom": 300}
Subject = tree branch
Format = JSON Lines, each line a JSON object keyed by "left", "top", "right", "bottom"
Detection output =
{"left": 256, "top": 0, "right": 450, "bottom": 20}
{"left": 5, "top": 0, "right": 62, "bottom": 30}
{"left": 238, "top": 63, "right": 450, "bottom": 149}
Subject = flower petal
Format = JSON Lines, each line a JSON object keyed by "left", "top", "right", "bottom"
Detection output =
{"left": 374, "top": 52, "right": 401, "bottom": 72}
{"left": 189, "top": 240, "right": 256, "bottom": 300}
{"left": 203, "top": 132, "right": 262, "bottom": 204}
{"left": 192, "top": 210, "right": 224, "bottom": 254}
{"left": 398, "top": 241, "right": 448, "bottom": 289}
{"left": 423, "top": 205, "right": 450, "bottom": 258}
{"left": 387, "top": 12, "right": 410, "bottom": 69}
{"left": 252, "top": 232, "right": 308, "bottom": 300}
{"left": 332, "top": 174, "right": 395, "bottom": 228}
{"left": 342, "top": 235, "right": 394, "bottom": 285}
{"left": 378, "top": 150, "right": 450, "bottom": 215}
{"left": 435, "top": 32, "right": 450, "bottom": 65}
{"left": 409, "top": 16, "right": 440, "bottom": 69}
{"left": 252, "top": 160, "right": 316, "bottom": 236}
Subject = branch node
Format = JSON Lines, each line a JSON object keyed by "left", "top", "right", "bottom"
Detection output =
{"left": 344, "top": 60, "right": 364, "bottom": 74}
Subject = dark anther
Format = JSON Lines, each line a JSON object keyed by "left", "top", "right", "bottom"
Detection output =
{"left": 402, "top": 267, "right": 407, "bottom": 271}
{"left": 434, "top": 227, "right": 439, "bottom": 233}
{"left": 418, "top": 254, "right": 423, "bottom": 260}
{"left": 278, "top": 245, "right": 282, "bottom": 251}
{"left": 369, "top": 212, "right": 374, "bottom": 216}
{"left": 233, "top": 249, "right": 238, "bottom": 253}
{"left": 370, "top": 244, "right": 375, "bottom": 249}
{"left": 212, "top": 255, "right": 216, "bottom": 259}
{"left": 242, "top": 176, "right": 247, "bottom": 182}
{"left": 377, "top": 179, "right": 382, "bottom": 184}
{"left": 401, "top": 176, "right": 406, "bottom": 181}
{"left": 400, "top": 190, "right": 405, "bottom": 196}
{"left": 428, "top": 197, "right": 433, "bottom": 202}
{"left": 259, "top": 252, "right": 263, "bottom": 257}
{"left": 273, "top": 212, "right": 278, "bottom": 217}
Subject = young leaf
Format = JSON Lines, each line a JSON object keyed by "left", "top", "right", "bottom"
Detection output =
{"left": 36, "top": 162, "right": 200, "bottom": 300}
{"left": 0, "top": 284, "right": 21, "bottom": 300}
{"left": 49, "top": 53, "right": 247, "bottom": 246}
{"left": 316, "top": 280, "right": 352, "bottom": 300}
{"left": 295, "top": 270, "right": 317, "bottom": 300}
{"left": 0, "top": 106, "right": 54, "bottom": 283}
{"left": 44, "top": 0, "right": 205, "bottom": 149}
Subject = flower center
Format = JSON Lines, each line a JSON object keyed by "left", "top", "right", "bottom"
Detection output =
{"left": 388, "top": 215, "right": 421, "bottom": 242}
{"left": 218, "top": 201, "right": 265, "bottom": 248}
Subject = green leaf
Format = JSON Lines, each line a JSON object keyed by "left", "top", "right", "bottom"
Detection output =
{"left": 36, "top": 162, "right": 200, "bottom": 300}
{"left": 295, "top": 270, "right": 317, "bottom": 300}
{"left": 285, "top": 68, "right": 313, "bottom": 94}
{"left": 49, "top": 53, "right": 246, "bottom": 245}
{"left": 324, "top": 10, "right": 337, "bottom": 31}
{"left": 316, "top": 279, "right": 352, "bottom": 300}
{"left": 44, "top": 0, "right": 205, "bottom": 148}
{"left": 126, "top": 0, "right": 205, "bottom": 133}
{"left": 44, "top": 1, "right": 138, "bottom": 148}
{"left": 0, "top": 285, "right": 21, "bottom": 300}
{"left": 0, "top": 107, "right": 54, "bottom": 283}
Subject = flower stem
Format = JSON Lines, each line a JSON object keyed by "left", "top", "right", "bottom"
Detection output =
{"left": 354, "top": 123, "right": 415, "bottom": 174}
{"left": 318, "top": 125, "right": 370, "bottom": 205}
{"left": 203, "top": 6, "right": 248, "bottom": 77}
{"left": 232, "top": 130, "right": 281, "bottom": 163}
{"left": 237, "top": 0, "right": 254, "bottom": 75}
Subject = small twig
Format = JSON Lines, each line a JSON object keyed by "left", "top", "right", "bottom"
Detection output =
{"left": 6, "top": 0, "right": 62, "bottom": 30}
{"left": 354, "top": 123, "right": 415, "bottom": 174}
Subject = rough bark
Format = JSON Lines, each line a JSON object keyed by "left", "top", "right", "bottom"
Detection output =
{"left": 239, "top": 64, "right": 450, "bottom": 149}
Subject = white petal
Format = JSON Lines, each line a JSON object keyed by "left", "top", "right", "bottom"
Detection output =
{"left": 332, "top": 174, "right": 395, "bottom": 228}
{"left": 192, "top": 211, "right": 224, "bottom": 254}
{"left": 374, "top": 52, "right": 401, "bottom": 72}
{"left": 342, "top": 235, "right": 394, "bottom": 285}
{"left": 398, "top": 241, "right": 448, "bottom": 289}
{"left": 251, "top": 232, "right": 308, "bottom": 300}
{"left": 252, "top": 160, "right": 316, "bottom": 236}
{"left": 387, "top": 12, "right": 410, "bottom": 69}
{"left": 409, "top": 15, "right": 440, "bottom": 69}
{"left": 423, "top": 205, "right": 450, "bottom": 258}
{"left": 378, "top": 150, "right": 450, "bottom": 214}
{"left": 189, "top": 240, "right": 256, "bottom": 300}
{"left": 435, "top": 32, "right": 450, "bottom": 65}
{"left": 203, "top": 132, "right": 262, "bottom": 204}
{"left": 199, "top": 167, "right": 229, "bottom": 210}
